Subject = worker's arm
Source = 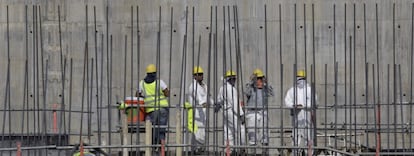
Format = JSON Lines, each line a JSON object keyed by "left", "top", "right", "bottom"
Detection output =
{"left": 159, "top": 80, "right": 170, "bottom": 97}
{"left": 135, "top": 91, "right": 143, "bottom": 97}
{"left": 163, "top": 88, "right": 170, "bottom": 97}
{"left": 136, "top": 81, "right": 144, "bottom": 97}
{"left": 303, "top": 86, "right": 315, "bottom": 109}
{"left": 244, "top": 82, "right": 254, "bottom": 99}
{"left": 284, "top": 88, "right": 295, "bottom": 108}
{"left": 266, "top": 84, "right": 274, "bottom": 97}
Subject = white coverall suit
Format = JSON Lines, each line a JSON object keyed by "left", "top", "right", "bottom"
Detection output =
{"left": 284, "top": 80, "right": 316, "bottom": 148}
{"left": 218, "top": 82, "right": 245, "bottom": 150}
{"left": 187, "top": 79, "right": 213, "bottom": 149}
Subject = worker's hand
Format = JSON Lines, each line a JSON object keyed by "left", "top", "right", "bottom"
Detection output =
{"left": 295, "top": 104, "right": 303, "bottom": 109}
{"left": 250, "top": 74, "right": 256, "bottom": 81}
{"left": 214, "top": 104, "right": 222, "bottom": 113}
{"left": 184, "top": 102, "right": 192, "bottom": 109}
{"left": 202, "top": 103, "right": 207, "bottom": 108}
{"left": 239, "top": 115, "right": 246, "bottom": 125}
{"left": 118, "top": 102, "right": 126, "bottom": 110}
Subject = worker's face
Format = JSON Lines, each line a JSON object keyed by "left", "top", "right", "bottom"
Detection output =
{"left": 194, "top": 73, "right": 203, "bottom": 82}
{"left": 256, "top": 77, "right": 264, "bottom": 88}
{"left": 296, "top": 77, "right": 306, "bottom": 88}
{"left": 228, "top": 77, "right": 236, "bottom": 86}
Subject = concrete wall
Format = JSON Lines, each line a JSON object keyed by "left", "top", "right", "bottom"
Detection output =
{"left": 0, "top": 0, "right": 413, "bottom": 151}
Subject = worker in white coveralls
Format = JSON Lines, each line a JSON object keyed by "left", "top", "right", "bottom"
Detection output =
{"left": 284, "top": 69, "right": 317, "bottom": 155}
{"left": 217, "top": 70, "right": 246, "bottom": 155}
{"left": 187, "top": 66, "right": 214, "bottom": 154}
{"left": 245, "top": 68, "right": 273, "bottom": 146}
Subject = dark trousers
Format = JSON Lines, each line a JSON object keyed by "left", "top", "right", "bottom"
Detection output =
{"left": 146, "top": 107, "right": 169, "bottom": 144}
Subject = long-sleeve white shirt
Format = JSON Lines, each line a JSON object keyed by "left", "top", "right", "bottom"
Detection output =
{"left": 285, "top": 83, "right": 316, "bottom": 120}
{"left": 187, "top": 79, "right": 213, "bottom": 107}
{"left": 218, "top": 82, "right": 244, "bottom": 116}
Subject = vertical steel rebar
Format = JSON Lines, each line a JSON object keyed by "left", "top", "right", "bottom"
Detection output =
{"left": 38, "top": 6, "right": 47, "bottom": 152}
{"left": 156, "top": 6, "right": 162, "bottom": 151}
{"left": 279, "top": 3, "right": 284, "bottom": 147}
{"left": 34, "top": 6, "right": 41, "bottom": 151}
{"left": 410, "top": 2, "right": 414, "bottom": 150}
{"left": 21, "top": 60, "right": 28, "bottom": 144}
{"left": 93, "top": 6, "right": 101, "bottom": 147}
{"left": 376, "top": 3, "right": 382, "bottom": 153}
{"left": 57, "top": 5, "right": 66, "bottom": 151}
{"left": 99, "top": 33, "right": 104, "bottom": 148}
{"left": 324, "top": 64, "right": 327, "bottom": 147}
{"left": 334, "top": 61, "right": 338, "bottom": 150}
{"left": 128, "top": 6, "right": 134, "bottom": 152}
{"left": 293, "top": 4, "right": 298, "bottom": 155}
{"left": 80, "top": 43, "right": 88, "bottom": 144}
{"left": 24, "top": 5, "right": 30, "bottom": 151}
{"left": 349, "top": 35, "right": 352, "bottom": 149}
{"left": 85, "top": 5, "right": 93, "bottom": 143}
{"left": 108, "top": 35, "right": 113, "bottom": 153}
{"left": 363, "top": 3, "right": 370, "bottom": 149}
{"left": 372, "top": 64, "right": 378, "bottom": 156}
{"left": 392, "top": 3, "right": 398, "bottom": 150}
{"left": 106, "top": 4, "right": 111, "bottom": 152}
{"left": 68, "top": 58, "right": 73, "bottom": 146}
{"left": 179, "top": 34, "right": 187, "bottom": 156}
{"left": 333, "top": 3, "right": 338, "bottom": 150}
{"left": 387, "top": 64, "right": 390, "bottom": 151}
{"left": 264, "top": 5, "right": 269, "bottom": 154}
{"left": 353, "top": 4, "right": 357, "bottom": 149}
{"left": 234, "top": 6, "right": 246, "bottom": 153}
{"left": 42, "top": 58, "right": 49, "bottom": 151}
{"left": 398, "top": 65, "right": 406, "bottom": 150}
{"left": 205, "top": 6, "right": 213, "bottom": 155}
{"left": 213, "top": 6, "right": 218, "bottom": 154}
{"left": 59, "top": 58, "right": 67, "bottom": 146}
{"left": 135, "top": 5, "right": 141, "bottom": 154}
{"left": 344, "top": 4, "right": 348, "bottom": 150}
{"left": 311, "top": 3, "right": 318, "bottom": 148}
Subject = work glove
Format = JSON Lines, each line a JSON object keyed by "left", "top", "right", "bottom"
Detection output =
{"left": 240, "top": 115, "right": 245, "bottom": 125}
{"left": 184, "top": 102, "right": 192, "bottom": 109}
{"left": 214, "top": 104, "right": 222, "bottom": 113}
{"left": 118, "top": 102, "right": 126, "bottom": 110}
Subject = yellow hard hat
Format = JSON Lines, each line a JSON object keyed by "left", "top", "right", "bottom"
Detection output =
{"left": 193, "top": 66, "right": 204, "bottom": 74}
{"left": 297, "top": 70, "right": 306, "bottom": 78}
{"left": 146, "top": 64, "right": 156, "bottom": 73}
{"left": 225, "top": 70, "right": 236, "bottom": 77}
{"left": 253, "top": 68, "right": 264, "bottom": 77}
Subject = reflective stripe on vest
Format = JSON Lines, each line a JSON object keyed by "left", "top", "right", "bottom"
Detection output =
{"left": 140, "top": 80, "right": 168, "bottom": 113}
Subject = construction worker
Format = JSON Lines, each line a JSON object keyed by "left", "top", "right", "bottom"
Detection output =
{"left": 136, "top": 64, "right": 170, "bottom": 146}
{"left": 284, "top": 70, "right": 317, "bottom": 155}
{"left": 244, "top": 68, "right": 273, "bottom": 146}
{"left": 187, "top": 66, "right": 213, "bottom": 153}
{"left": 217, "top": 70, "right": 245, "bottom": 155}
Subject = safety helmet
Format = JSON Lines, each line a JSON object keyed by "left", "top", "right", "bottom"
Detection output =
{"left": 146, "top": 64, "right": 156, "bottom": 73}
{"left": 193, "top": 66, "right": 204, "bottom": 74}
{"left": 253, "top": 68, "right": 264, "bottom": 77}
{"left": 225, "top": 70, "right": 236, "bottom": 77}
{"left": 297, "top": 70, "right": 306, "bottom": 78}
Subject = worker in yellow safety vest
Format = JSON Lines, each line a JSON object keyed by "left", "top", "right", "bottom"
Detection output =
{"left": 136, "top": 64, "right": 170, "bottom": 145}
{"left": 186, "top": 66, "right": 214, "bottom": 154}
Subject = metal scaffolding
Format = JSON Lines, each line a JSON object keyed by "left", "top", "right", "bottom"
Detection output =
{"left": 0, "top": 2, "right": 413, "bottom": 156}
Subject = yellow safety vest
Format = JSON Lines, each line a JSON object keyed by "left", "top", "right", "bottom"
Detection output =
{"left": 184, "top": 102, "right": 198, "bottom": 133}
{"left": 140, "top": 80, "right": 169, "bottom": 113}
{"left": 73, "top": 152, "right": 94, "bottom": 156}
